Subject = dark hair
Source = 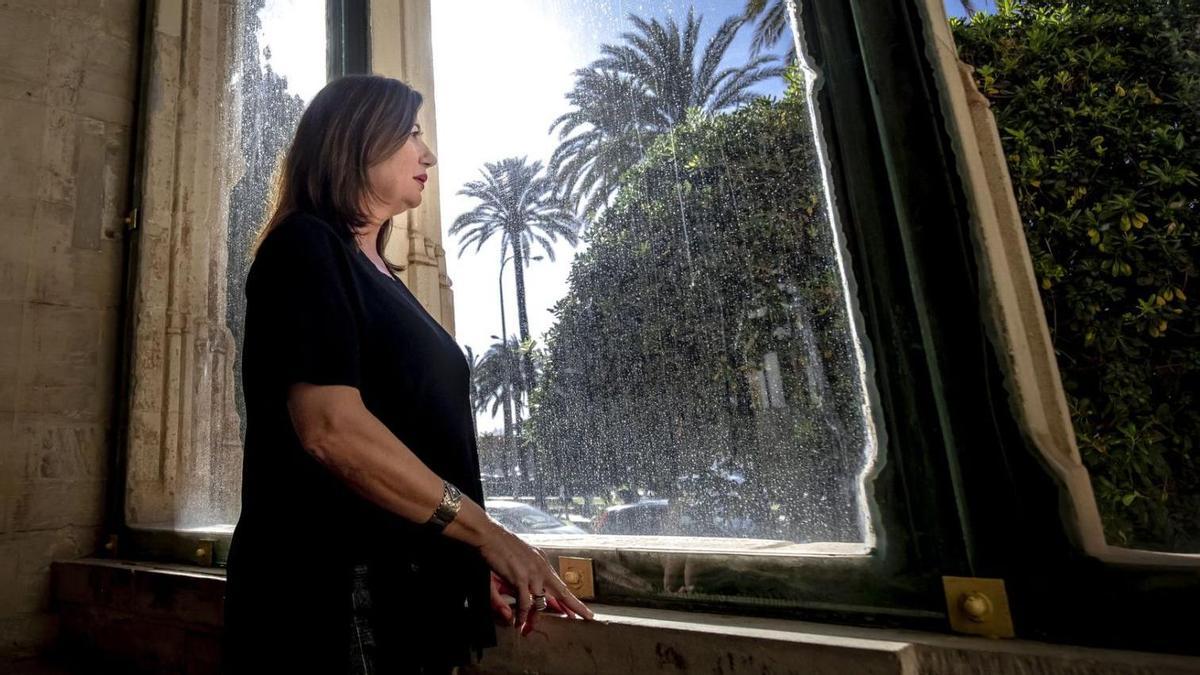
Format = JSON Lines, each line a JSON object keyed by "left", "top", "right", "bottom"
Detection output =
{"left": 253, "top": 74, "right": 423, "bottom": 273}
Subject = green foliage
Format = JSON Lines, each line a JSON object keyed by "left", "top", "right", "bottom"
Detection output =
{"left": 530, "top": 66, "right": 870, "bottom": 541}
{"left": 953, "top": 0, "right": 1200, "bottom": 550}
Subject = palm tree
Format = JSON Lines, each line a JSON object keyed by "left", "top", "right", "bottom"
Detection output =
{"left": 595, "top": 9, "right": 785, "bottom": 125}
{"left": 548, "top": 70, "right": 656, "bottom": 219}
{"left": 740, "top": 0, "right": 796, "bottom": 62}
{"left": 550, "top": 8, "right": 786, "bottom": 218}
{"left": 472, "top": 337, "right": 525, "bottom": 494}
{"left": 451, "top": 157, "right": 581, "bottom": 397}
{"left": 464, "top": 345, "right": 482, "bottom": 413}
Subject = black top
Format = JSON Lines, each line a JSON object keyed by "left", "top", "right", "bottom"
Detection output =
{"left": 224, "top": 212, "right": 496, "bottom": 673}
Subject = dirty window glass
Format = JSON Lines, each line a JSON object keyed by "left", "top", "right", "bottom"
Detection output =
{"left": 434, "top": 0, "right": 879, "bottom": 549}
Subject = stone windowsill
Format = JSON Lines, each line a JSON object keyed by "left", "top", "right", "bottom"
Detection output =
{"left": 52, "top": 558, "right": 1200, "bottom": 674}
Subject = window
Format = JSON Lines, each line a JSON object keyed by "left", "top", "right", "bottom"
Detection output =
{"left": 434, "top": 0, "right": 877, "bottom": 550}
{"left": 113, "top": 0, "right": 1198, "bottom": 654}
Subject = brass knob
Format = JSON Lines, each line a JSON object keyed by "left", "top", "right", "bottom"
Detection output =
{"left": 960, "top": 591, "right": 993, "bottom": 623}
{"left": 564, "top": 570, "right": 582, "bottom": 585}
{"left": 195, "top": 547, "right": 207, "bottom": 558}
{"left": 104, "top": 540, "right": 115, "bottom": 551}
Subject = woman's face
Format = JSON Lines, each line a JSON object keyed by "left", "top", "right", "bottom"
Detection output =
{"left": 367, "top": 123, "right": 437, "bottom": 216}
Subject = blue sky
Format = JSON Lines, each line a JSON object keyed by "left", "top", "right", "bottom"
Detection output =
{"left": 430, "top": 1, "right": 992, "bottom": 432}
{"left": 946, "top": 0, "right": 997, "bottom": 18}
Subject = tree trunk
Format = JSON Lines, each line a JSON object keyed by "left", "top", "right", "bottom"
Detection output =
{"left": 511, "top": 244, "right": 537, "bottom": 393}
{"left": 500, "top": 380, "right": 515, "bottom": 497}
{"left": 509, "top": 237, "right": 536, "bottom": 496}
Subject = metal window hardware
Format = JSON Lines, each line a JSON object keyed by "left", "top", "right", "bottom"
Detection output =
{"left": 942, "top": 576, "right": 1014, "bottom": 638}
{"left": 193, "top": 539, "right": 216, "bottom": 567}
{"left": 559, "top": 556, "right": 595, "bottom": 600}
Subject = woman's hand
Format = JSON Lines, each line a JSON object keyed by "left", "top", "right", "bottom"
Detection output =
{"left": 489, "top": 571, "right": 516, "bottom": 626}
{"left": 478, "top": 525, "right": 594, "bottom": 635}
{"left": 489, "top": 572, "right": 574, "bottom": 635}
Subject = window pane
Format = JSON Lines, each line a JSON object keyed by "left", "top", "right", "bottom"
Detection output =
{"left": 125, "top": 0, "right": 327, "bottom": 531}
{"left": 435, "top": 1, "right": 878, "bottom": 547}
{"left": 954, "top": 2, "right": 1199, "bottom": 552}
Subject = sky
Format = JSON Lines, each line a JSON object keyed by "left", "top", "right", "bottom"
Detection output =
{"left": 257, "top": 0, "right": 996, "bottom": 434}
{"left": 257, "top": 0, "right": 327, "bottom": 100}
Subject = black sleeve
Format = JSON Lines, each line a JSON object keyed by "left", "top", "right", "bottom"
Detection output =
{"left": 247, "top": 214, "right": 363, "bottom": 391}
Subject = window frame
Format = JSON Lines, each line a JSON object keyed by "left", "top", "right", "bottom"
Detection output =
{"left": 107, "top": 0, "right": 1199, "bottom": 655}
{"left": 327, "top": 0, "right": 369, "bottom": 80}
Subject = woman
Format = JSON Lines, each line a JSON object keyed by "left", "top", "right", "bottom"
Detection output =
{"left": 224, "top": 74, "right": 593, "bottom": 674}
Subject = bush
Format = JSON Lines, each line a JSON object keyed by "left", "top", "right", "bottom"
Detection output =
{"left": 953, "top": 0, "right": 1200, "bottom": 550}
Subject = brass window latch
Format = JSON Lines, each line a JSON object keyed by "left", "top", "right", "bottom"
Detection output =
{"left": 942, "top": 576, "right": 1014, "bottom": 638}
{"left": 559, "top": 556, "right": 595, "bottom": 600}
{"left": 193, "top": 539, "right": 216, "bottom": 567}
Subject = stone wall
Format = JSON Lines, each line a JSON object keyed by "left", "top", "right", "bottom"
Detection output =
{"left": 0, "top": 0, "right": 140, "bottom": 660}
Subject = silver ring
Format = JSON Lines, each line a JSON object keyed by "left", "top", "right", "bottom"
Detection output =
{"left": 532, "top": 594, "right": 548, "bottom": 611}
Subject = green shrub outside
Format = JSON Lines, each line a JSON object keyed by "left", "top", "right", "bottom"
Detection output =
{"left": 953, "top": 0, "right": 1200, "bottom": 550}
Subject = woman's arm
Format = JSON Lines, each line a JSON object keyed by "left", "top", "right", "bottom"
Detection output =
{"left": 287, "top": 382, "right": 495, "bottom": 546}
{"left": 287, "top": 382, "right": 595, "bottom": 629}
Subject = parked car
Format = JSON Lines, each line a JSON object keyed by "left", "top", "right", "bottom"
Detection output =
{"left": 592, "top": 499, "right": 670, "bottom": 535}
{"left": 485, "top": 500, "right": 588, "bottom": 535}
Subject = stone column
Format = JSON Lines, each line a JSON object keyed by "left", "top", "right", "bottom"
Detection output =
{"left": 125, "top": 0, "right": 242, "bottom": 528}
{"left": 369, "top": 0, "right": 457, "bottom": 336}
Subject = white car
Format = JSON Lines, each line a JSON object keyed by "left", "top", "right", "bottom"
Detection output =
{"left": 485, "top": 500, "right": 588, "bottom": 535}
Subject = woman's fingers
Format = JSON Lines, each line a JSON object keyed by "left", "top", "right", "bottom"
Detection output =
{"left": 514, "top": 576, "right": 533, "bottom": 631}
{"left": 480, "top": 528, "right": 596, "bottom": 632}
{"left": 546, "top": 595, "right": 576, "bottom": 619}
{"left": 520, "top": 592, "right": 539, "bottom": 636}
{"left": 545, "top": 574, "right": 594, "bottom": 620}
{"left": 489, "top": 573, "right": 514, "bottom": 625}
{"left": 521, "top": 554, "right": 594, "bottom": 623}
{"left": 493, "top": 570, "right": 516, "bottom": 597}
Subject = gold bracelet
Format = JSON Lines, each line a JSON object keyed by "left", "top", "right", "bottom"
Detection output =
{"left": 425, "top": 480, "right": 462, "bottom": 533}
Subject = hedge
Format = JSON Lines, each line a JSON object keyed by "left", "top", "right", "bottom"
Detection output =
{"left": 953, "top": 0, "right": 1200, "bottom": 550}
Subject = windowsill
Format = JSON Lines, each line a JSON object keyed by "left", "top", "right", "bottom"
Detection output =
{"left": 52, "top": 558, "right": 1200, "bottom": 674}
{"left": 486, "top": 604, "right": 1200, "bottom": 674}
{"left": 523, "top": 534, "right": 871, "bottom": 556}
{"left": 126, "top": 525, "right": 872, "bottom": 557}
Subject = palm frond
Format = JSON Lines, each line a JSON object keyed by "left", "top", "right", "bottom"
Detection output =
{"left": 550, "top": 7, "right": 780, "bottom": 221}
